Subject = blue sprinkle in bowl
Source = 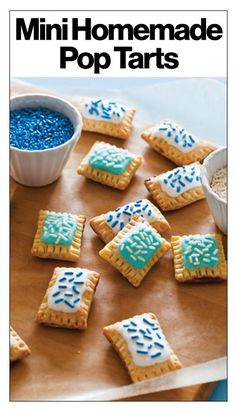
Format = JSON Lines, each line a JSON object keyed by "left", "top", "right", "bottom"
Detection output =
{"left": 10, "top": 93, "right": 83, "bottom": 187}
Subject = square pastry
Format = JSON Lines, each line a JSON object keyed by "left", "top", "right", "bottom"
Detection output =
{"left": 77, "top": 141, "right": 144, "bottom": 190}
{"left": 90, "top": 198, "right": 170, "bottom": 243}
{"left": 171, "top": 233, "right": 227, "bottom": 282}
{"left": 103, "top": 313, "right": 182, "bottom": 383}
{"left": 31, "top": 210, "right": 86, "bottom": 262}
{"left": 77, "top": 97, "right": 136, "bottom": 139}
{"left": 35, "top": 267, "right": 100, "bottom": 329}
{"left": 10, "top": 327, "right": 31, "bottom": 362}
{"left": 99, "top": 215, "right": 170, "bottom": 287}
{"left": 141, "top": 120, "right": 215, "bottom": 165}
{"left": 145, "top": 163, "right": 205, "bottom": 211}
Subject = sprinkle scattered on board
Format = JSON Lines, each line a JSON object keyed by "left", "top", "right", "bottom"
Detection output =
{"left": 10, "top": 107, "right": 74, "bottom": 150}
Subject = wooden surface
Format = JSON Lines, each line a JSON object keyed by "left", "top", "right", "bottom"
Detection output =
{"left": 10, "top": 114, "right": 226, "bottom": 401}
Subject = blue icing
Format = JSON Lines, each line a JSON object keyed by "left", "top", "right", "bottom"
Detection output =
{"left": 118, "top": 222, "right": 162, "bottom": 268}
{"left": 88, "top": 143, "right": 133, "bottom": 175}
{"left": 41, "top": 212, "right": 77, "bottom": 246}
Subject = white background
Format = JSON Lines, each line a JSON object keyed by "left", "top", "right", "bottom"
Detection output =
{"left": 11, "top": 10, "right": 227, "bottom": 77}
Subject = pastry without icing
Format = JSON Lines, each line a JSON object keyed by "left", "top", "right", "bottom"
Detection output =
{"left": 171, "top": 233, "right": 227, "bottom": 282}
{"left": 77, "top": 97, "right": 136, "bottom": 139}
{"left": 145, "top": 163, "right": 205, "bottom": 211}
{"left": 99, "top": 215, "right": 171, "bottom": 287}
{"left": 10, "top": 326, "right": 31, "bottom": 362}
{"left": 77, "top": 141, "right": 144, "bottom": 190}
{"left": 141, "top": 120, "right": 215, "bottom": 165}
{"left": 35, "top": 267, "right": 100, "bottom": 329}
{"left": 103, "top": 312, "right": 182, "bottom": 383}
{"left": 90, "top": 198, "right": 170, "bottom": 243}
{"left": 31, "top": 210, "right": 85, "bottom": 262}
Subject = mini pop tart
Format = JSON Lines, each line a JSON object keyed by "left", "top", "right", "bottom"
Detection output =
{"left": 31, "top": 210, "right": 85, "bottom": 262}
{"left": 171, "top": 233, "right": 227, "bottom": 282}
{"left": 103, "top": 313, "right": 182, "bottom": 383}
{"left": 35, "top": 267, "right": 100, "bottom": 329}
{"left": 99, "top": 215, "right": 170, "bottom": 287}
{"left": 145, "top": 163, "right": 205, "bottom": 211}
{"left": 77, "top": 97, "right": 136, "bottom": 139}
{"left": 141, "top": 120, "right": 215, "bottom": 165}
{"left": 77, "top": 141, "right": 144, "bottom": 190}
{"left": 10, "top": 327, "right": 31, "bottom": 362}
{"left": 90, "top": 199, "right": 170, "bottom": 244}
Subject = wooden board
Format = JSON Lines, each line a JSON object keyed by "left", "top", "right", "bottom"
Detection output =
{"left": 10, "top": 101, "right": 226, "bottom": 401}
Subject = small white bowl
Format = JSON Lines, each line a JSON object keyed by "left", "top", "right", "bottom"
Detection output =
{"left": 10, "top": 93, "right": 83, "bottom": 187}
{"left": 201, "top": 147, "right": 227, "bottom": 234}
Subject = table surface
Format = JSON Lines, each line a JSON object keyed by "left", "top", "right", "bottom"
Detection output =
{"left": 10, "top": 79, "right": 227, "bottom": 400}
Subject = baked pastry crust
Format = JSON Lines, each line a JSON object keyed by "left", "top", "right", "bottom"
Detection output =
{"left": 31, "top": 210, "right": 85, "bottom": 262}
{"left": 10, "top": 326, "right": 31, "bottom": 362}
{"left": 141, "top": 125, "right": 215, "bottom": 166}
{"left": 35, "top": 267, "right": 100, "bottom": 329}
{"left": 145, "top": 163, "right": 205, "bottom": 211}
{"left": 99, "top": 215, "right": 171, "bottom": 287}
{"left": 77, "top": 141, "right": 144, "bottom": 190}
{"left": 103, "top": 312, "right": 182, "bottom": 383}
{"left": 90, "top": 199, "right": 170, "bottom": 243}
{"left": 171, "top": 234, "right": 227, "bottom": 282}
{"left": 77, "top": 99, "right": 136, "bottom": 139}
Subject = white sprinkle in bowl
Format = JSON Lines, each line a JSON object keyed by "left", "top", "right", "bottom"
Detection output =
{"left": 201, "top": 146, "right": 227, "bottom": 234}
{"left": 10, "top": 93, "right": 83, "bottom": 187}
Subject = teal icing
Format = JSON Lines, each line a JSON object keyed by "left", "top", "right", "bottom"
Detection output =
{"left": 181, "top": 234, "right": 219, "bottom": 269}
{"left": 88, "top": 143, "right": 133, "bottom": 175}
{"left": 118, "top": 222, "right": 162, "bottom": 269}
{"left": 41, "top": 212, "right": 77, "bottom": 246}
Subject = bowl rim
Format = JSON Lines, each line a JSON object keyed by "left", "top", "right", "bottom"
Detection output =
{"left": 10, "top": 93, "right": 83, "bottom": 154}
{"left": 201, "top": 146, "right": 227, "bottom": 206}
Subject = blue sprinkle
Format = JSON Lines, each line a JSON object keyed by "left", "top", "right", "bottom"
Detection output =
{"left": 107, "top": 215, "right": 113, "bottom": 222}
{"left": 115, "top": 207, "right": 121, "bottom": 212}
{"left": 10, "top": 108, "right": 74, "bottom": 151}
{"left": 142, "top": 204, "right": 149, "bottom": 211}
{"left": 131, "top": 321, "right": 137, "bottom": 326}
{"left": 167, "top": 131, "right": 172, "bottom": 137}
{"left": 116, "top": 212, "right": 121, "bottom": 218}
{"left": 163, "top": 179, "right": 168, "bottom": 184}
{"left": 179, "top": 180, "right": 186, "bottom": 187}
{"left": 127, "top": 328, "right": 136, "bottom": 332}
{"left": 154, "top": 342, "right": 165, "bottom": 349}
{"left": 64, "top": 272, "right": 74, "bottom": 275}
{"left": 58, "top": 285, "right": 67, "bottom": 289}
{"left": 168, "top": 173, "right": 173, "bottom": 179}
{"left": 136, "top": 341, "right": 144, "bottom": 346}
{"left": 72, "top": 286, "right": 80, "bottom": 295}
{"left": 123, "top": 211, "right": 132, "bottom": 216}
{"left": 146, "top": 328, "right": 151, "bottom": 335}
{"left": 189, "top": 135, "right": 195, "bottom": 143}
{"left": 143, "top": 335, "right": 152, "bottom": 340}
{"left": 196, "top": 176, "right": 200, "bottom": 181}
{"left": 152, "top": 327, "right": 159, "bottom": 331}
{"left": 136, "top": 350, "right": 148, "bottom": 354}
{"left": 121, "top": 107, "right": 126, "bottom": 112}
{"left": 52, "top": 291, "right": 61, "bottom": 297}
{"left": 68, "top": 278, "right": 74, "bottom": 283}
{"left": 156, "top": 333, "right": 162, "bottom": 339}
{"left": 74, "top": 281, "right": 84, "bottom": 285}
{"left": 101, "top": 115, "right": 111, "bottom": 120}
{"left": 151, "top": 352, "right": 161, "bottom": 358}
{"left": 73, "top": 298, "right": 80, "bottom": 304}
{"left": 135, "top": 200, "right": 143, "bottom": 204}
{"left": 111, "top": 220, "right": 118, "bottom": 228}
{"left": 76, "top": 272, "right": 83, "bottom": 277}
{"left": 143, "top": 318, "right": 155, "bottom": 327}
{"left": 131, "top": 335, "right": 139, "bottom": 340}
{"left": 147, "top": 210, "right": 152, "bottom": 216}
{"left": 139, "top": 329, "right": 146, "bottom": 334}
{"left": 55, "top": 298, "right": 64, "bottom": 304}
{"left": 64, "top": 292, "right": 73, "bottom": 297}
{"left": 148, "top": 344, "right": 152, "bottom": 349}
{"left": 123, "top": 324, "right": 129, "bottom": 328}
{"left": 174, "top": 169, "right": 180, "bottom": 175}
{"left": 159, "top": 127, "right": 168, "bottom": 131}
{"left": 185, "top": 176, "right": 193, "bottom": 183}
{"left": 174, "top": 136, "right": 179, "bottom": 143}
{"left": 176, "top": 186, "right": 181, "bottom": 193}
{"left": 59, "top": 277, "right": 67, "bottom": 282}
{"left": 124, "top": 205, "right": 129, "bottom": 211}
{"left": 119, "top": 222, "right": 125, "bottom": 230}
{"left": 64, "top": 300, "right": 74, "bottom": 309}
{"left": 170, "top": 182, "right": 175, "bottom": 188}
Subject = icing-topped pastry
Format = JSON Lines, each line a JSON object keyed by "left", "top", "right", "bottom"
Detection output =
{"left": 141, "top": 120, "right": 215, "bottom": 165}
{"left": 35, "top": 267, "right": 100, "bottom": 329}
{"left": 103, "top": 313, "right": 182, "bottom": 382}
{"left": 151, "top": 121, "right": 200, "bottom": 153}
{"left": 99, "top": 215, "right": 171, "bottom": 287}
{"left": 88, "top": 143, "right": 133, "bottom": 174}
{"left": 171, "top": 233, "right": 227, "bottom": 282}
{"left": 145, "top": 162, "right": 205, "bottom": 211}
{"left": 10, "top": 327, "right": 31, "bottom": 362}
{"left": 81, "top": 98, "right": 127, "bottom": 123}
{"left": 158, "top": 164, "right": 201, "bottom": 197}
{"left": 89, "top": 199, "right": 171, "bottom": 244}
{"left": 77, "top": 98, "right": 136, "bottom": 139}
{"left": 118, "top": 222, "right": 162, "bottom": 269}
{"left": 31, "top": 209, "right": 85, "bottom": 262}
{"left": 77, "top": 141, "right": 144, "bottom": 190}
{"left": 48, "top": 268, "right": 89, "bottom": 313}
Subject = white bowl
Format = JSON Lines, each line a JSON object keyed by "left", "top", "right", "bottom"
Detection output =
{"left": 10, "top": 93, "right": 83, "bottom": 187}
{"left": 201, "top": 147, "right": 227, "bottom": 234}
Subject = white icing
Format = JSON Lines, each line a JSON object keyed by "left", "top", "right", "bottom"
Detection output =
{"left": 81, "top": 98, "right": 127, "bottom": 123}
{"left": 48, "top": 268, "right": 89, "bottom": 313}
{"left": 10, "top": 335, "right": 18, "bottom": 347}
{"left": 151, "top": 121, "right": 200, "bottom": 153}
{"left": 157, "top": 163, "right": 202, "bottom": 197}
{"left": 116, "top": 314, "right": 171, "bottom": 367}
{"left": 105, "top": 199, "right": 159, "bottom": 234}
